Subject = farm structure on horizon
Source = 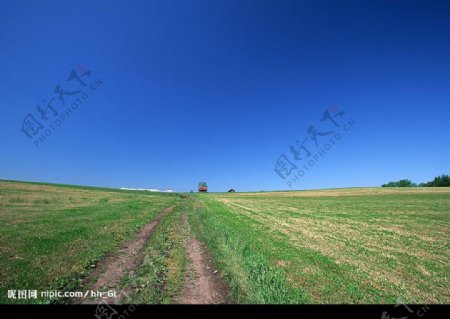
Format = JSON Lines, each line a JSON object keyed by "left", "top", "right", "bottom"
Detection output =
{"left": 198, "top": 181, "right": 208, "bottom": 192}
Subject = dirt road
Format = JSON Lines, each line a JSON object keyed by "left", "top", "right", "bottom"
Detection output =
{"left": 177, "top": 213, "right": 230, "bottom": 304}
{"left": 80, "top": 205, "right": 176, "bottom": 304}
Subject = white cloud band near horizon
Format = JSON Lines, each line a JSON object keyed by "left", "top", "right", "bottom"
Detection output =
{"left": 119, "top": 187, "right": 174, "bottom": 192}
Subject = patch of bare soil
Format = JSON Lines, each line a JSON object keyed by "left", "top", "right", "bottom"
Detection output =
{"left": 79, "top": 205, "right": 176, "bottom": 304}
{"left": 177, "top": 214, "right": 231, "bottom": 304}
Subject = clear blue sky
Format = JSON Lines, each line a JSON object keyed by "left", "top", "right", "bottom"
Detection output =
{"left": 1, "top": 0, "right": 449, "bottom": 192}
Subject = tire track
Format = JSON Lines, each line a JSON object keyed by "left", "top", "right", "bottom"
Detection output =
{"left": 79, "top": 205, "right": 176, "bottom": 304}
{"left": 177, "top": 213, "right": 231, "bottom": 304}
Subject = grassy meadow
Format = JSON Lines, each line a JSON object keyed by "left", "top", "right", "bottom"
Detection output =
{"left": 192, "top": 188, "right": 449, "bottom": 303}
{"left": 0, "top": 180, "right": 181, "bottom": 304}
{"left": 0, "top": 181, "right": 448, "bottom": 304}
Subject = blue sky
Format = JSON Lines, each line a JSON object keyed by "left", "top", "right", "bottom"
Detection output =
{"left": 1, "top": 0, "right": 449, "bottom": 192}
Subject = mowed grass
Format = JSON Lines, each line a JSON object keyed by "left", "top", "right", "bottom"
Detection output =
{"left": 194, "top": 188, "right": 450, "bottom": 303}
{"left": 1, "top": 181, "right": 448, "bottom": 304}
{"left": 0, "top": 180, "right": 181, "bottom": 304}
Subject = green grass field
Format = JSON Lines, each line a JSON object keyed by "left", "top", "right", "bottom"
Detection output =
{"left": 193, "top": 188, "right": 449, "bottom": 303}
{"left": 0, "top": 181, "right": 448, "bottom": 304}
{"left": 0, "top": 180, "right": 181, "bottom": 304}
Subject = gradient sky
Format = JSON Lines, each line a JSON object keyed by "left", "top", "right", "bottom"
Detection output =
{"left": 1, "top": 0, "right": 449, "bottom": 192}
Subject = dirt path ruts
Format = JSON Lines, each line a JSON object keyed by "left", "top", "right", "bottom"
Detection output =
{"left": 80, "top": 205, "right": 176, "bottom": 304}
{"left": 177, "top": 213, "right": 231, "bottom": 304}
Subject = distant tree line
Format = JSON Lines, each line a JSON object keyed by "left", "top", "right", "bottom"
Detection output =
{"left": 382, "top": 174, "right": 450, "bottom": 187}
{"left": 382, "top": 179, "right": 417, "bottom": 187}
{"left": 419, "top": 174, "right": 450, "bottom": 187}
